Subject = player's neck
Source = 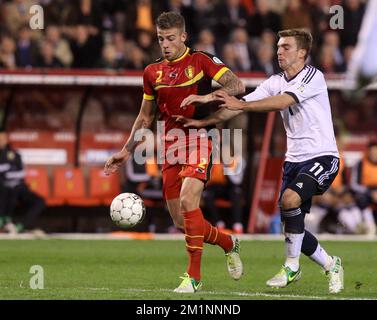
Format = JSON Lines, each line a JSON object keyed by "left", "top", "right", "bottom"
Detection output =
{"left": 284, "top": 62, "right": 306, "bottom": 81}
{"left": 168, "top": 45, "right": 188, "bottom": 62}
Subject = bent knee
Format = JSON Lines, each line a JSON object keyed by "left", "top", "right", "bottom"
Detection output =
{"left": 281, "top": 189, "right": 302, "bottom": 209}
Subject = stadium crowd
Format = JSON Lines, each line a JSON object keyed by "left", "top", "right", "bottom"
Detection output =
{"left": 0, "top": 0, "right": 368, "bottom": 74}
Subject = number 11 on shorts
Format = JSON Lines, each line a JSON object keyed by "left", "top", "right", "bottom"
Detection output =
{"left": 309, "top": 162, "right": 324, "bottom": 176}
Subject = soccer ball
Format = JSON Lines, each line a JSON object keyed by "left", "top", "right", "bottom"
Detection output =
{"left": 110, "top": 193, "right": 146, "bottom": 228}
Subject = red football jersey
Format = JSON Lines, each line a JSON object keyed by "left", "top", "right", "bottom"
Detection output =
{"left": 143, "top": 47, "right": 229, "bottom": 136}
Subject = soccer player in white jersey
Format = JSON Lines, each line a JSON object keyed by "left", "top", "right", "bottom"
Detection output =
{"left": 346, "top": 0, "right": 377, "bottom": 91}
{"left": 177, "top": 28, "right": 344, "bottom": 294}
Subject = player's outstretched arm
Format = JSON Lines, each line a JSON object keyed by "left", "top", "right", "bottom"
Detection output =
{"left": 174, "top": 107, "right": 242, "bottom": 128}
{"left": 216, "top": 91, "right": 296, "bottom": 112}
{"left": 180, "top": 70, "right": 245, "bottom": 108}
{"left": 104, "top": 99, "right": 157, "bottom": 175}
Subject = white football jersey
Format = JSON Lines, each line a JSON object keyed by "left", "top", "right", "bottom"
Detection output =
{"left": 243, "top": 65, "right": 339, "bottom": 162}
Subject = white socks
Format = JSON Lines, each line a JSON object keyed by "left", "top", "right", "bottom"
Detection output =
{"left": 284, "top": 232, "right": 305, "bottom": 272}
{"left": 309, "top": 244, "right": 333, "bottom": 271}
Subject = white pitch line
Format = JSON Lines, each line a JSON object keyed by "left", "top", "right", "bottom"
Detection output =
{"left": 119, "top": 287, "right": 375, "bottom": 300}
{"left": 0, "top": 286, "right": 375, "bottom": 300}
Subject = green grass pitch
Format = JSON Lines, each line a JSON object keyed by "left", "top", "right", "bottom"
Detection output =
{"left": 0, "top": 239, "right": 376, "bottom": 300}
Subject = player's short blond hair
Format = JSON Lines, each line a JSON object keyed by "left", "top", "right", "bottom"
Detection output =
{"left": 278, "top": 29, "right": 313, "bottom": 60}
{"left": 156, "top": 12, "right": 185, "bottom": 32}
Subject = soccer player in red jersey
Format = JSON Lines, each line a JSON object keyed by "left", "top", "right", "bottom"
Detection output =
{"left": 104, "top": 11, "right": 245, "bottom": 293}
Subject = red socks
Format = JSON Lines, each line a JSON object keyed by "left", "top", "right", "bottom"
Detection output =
{"left": 183, "top": 208, "right": 205, "bottom": 281}
{"left": 183, "top": 208, "right": 234, "bottom": 281}
{"left": 203, "top": 219, "right": 233, "bottom": 252}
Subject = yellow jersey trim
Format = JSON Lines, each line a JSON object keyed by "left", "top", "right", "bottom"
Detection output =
{"left": 154, "top": 70, "right": 204, "bottom": 91}
{"left": 213, "top": 67, "right": 229, "bottom": 82}
{"left": 143, "top": 93, "right": 155, "bottom": 101}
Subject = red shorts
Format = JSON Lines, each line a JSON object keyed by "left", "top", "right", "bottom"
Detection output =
{"left": 162, "top": 138, "right": 213, "bottom": 200}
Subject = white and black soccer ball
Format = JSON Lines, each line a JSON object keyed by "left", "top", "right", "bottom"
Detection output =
{"left": 110, "top": 193, "right": 146, "bottom": 228}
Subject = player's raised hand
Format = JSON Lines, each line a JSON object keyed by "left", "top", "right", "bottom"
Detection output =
{"left": 173, "top": 115, "right": 205, "bottom": 128}
{"left": 104, "top": 150, "right": 130, "bottom": 175}
{"left": 215, "top": 91, "right": 245, "bottom": 110}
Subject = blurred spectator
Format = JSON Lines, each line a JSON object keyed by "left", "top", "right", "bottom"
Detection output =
{"left": 340, "top": 0, "right": 365, "bottom": 48}
{"left": 337, "top": 190, "right": 364, "bottom": 234}
{"left": 100, "top": 0, "right": 128, "bottom": 33}
{"left": 247, "top": 0, "right": 281, "bottom": 38}
{"left": 3, "top": 0, "right": 37, "bottom": 37}
{"left": 44, "top": 0, "right": 77, "bottom": 26}
{"left": 193, "top": 28, "right": 218, "bottom": 56}
{"left": 35, "top": 40, "right": 64, "bottom": 68}
{"left": 228, "top": 27, "right": 256, "bottom": 71}
{"left": 252, "top": 42, "right": 279, "bottom": 75}
{"left": 318, "top": 45, "right": 343, "bottom": 73}
{"left": 125, "top": 0, "right": 165, "bottom": 39}
{"left": 321, "top": 31, "right": 345, "bottom": 70}
{"left": 67, "top": 0, "right": 103, "bottom": 31}
{"left": 181, "top": 0, "right": 216, "bottom": 45}
{"left": 220, "top": 42, "right": 243, "bottom": 71}
{"left": 259, "top": 29, "right": 277, "bottom": 47}
{"left": 306, "top": 0, "right": 332, "bottom": 42}
{"left": 0, "top": 35, "right": 16, "bottom": 69}
{"left": 281, "top": 0, "right": 312, "bottom": 30}
{"left": 15, "top": 25, "right": 38, "bottom": 68}
{"left": 69, "top": 24, "right": 102, "bottom": 68}
{"left": 45, "top": 25, "right": 73, "bottom": 67}
{"left": 350, "top": 139, "right": 377, "bottom": 236}
{"left": 96, "top": 43, "right": 126, "bottom": 70}
{"left": 0, "top": 131, "right": 46, "bottom": 234}
{"left": 112, "top": 31, "right": 137, "bottom": 63}
{"left": 214, "top": 0, "right": 249, "bottom": 43}
{"left": 136, "top": 29, "right": 161, "bottom": 63}
{"left": 125, "top": 46, "right": 149, "bottom": 70}
{"left": 268, "top": 0, "right": 289, "bottom": 14}
{"left": 165, "top": 0, "right": 184, "bottom": 13}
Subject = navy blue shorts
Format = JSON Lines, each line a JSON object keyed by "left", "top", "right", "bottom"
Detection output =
{"left": 279, "top": 155, "right": 339, "bottom": 213}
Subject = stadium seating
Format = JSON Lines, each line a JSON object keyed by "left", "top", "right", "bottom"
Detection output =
{"left": 89, "top": 167, "right": 121, "bottom": 206}
{"left": 52, "top": 168, "right": 100, "bottom": 206}
{"left": 25, "top": 167, "right": 64, "bottom": 206}
{"left": 25, "top": 166, "right": 122, "bottom": 207}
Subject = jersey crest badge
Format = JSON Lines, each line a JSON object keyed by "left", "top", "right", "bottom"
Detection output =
{"left": 297, "top": 84, "right": 305, "bottom": 93}
{"left": 185, "top": 65, "right": 195, "bottom": 79}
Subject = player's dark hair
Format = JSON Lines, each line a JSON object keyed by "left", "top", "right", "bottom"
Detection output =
{"left": 278, "top": 28, "right": 313, "bottom": 60}
{"left": 156, "top": 11, "right": 185, "bottom": 32}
